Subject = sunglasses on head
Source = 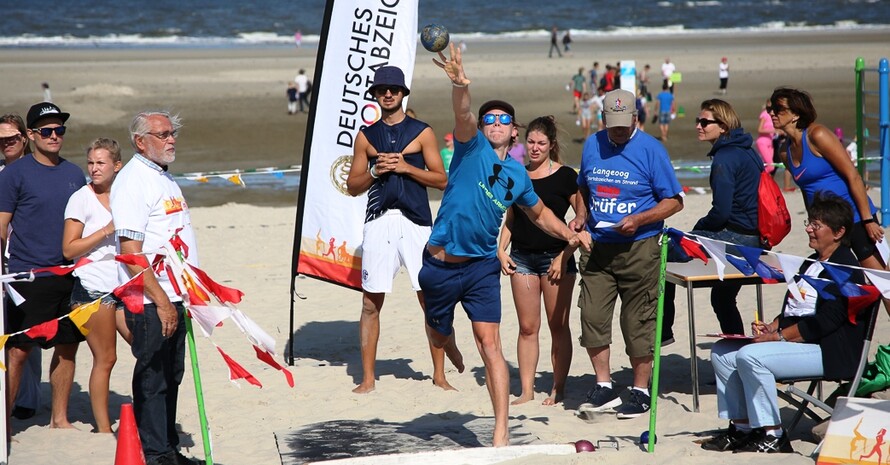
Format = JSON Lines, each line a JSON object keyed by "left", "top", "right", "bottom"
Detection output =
{"left": 373, "top": 85, "right": 403, "bottom": 95}
{"left": 32, "top": 126, "right": 66, "bottom": 137}
{"left": 695, "top": 118, "right": 720, "bottom": 129}
{"left": 482, "top": 113, "right": 513, "bottom": 126}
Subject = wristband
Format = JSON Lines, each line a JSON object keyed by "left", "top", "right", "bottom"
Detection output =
{"left": 369, "top": 164, "right": 379, "bottom": 179}
{"left": 862, "top": 217, "right": 876, "bottom": 225}
{"left": 452, "top": 81, "right": 468, "bottom": 88}
{"left": 777, "top": 328, "right": 786, "bottom": 342}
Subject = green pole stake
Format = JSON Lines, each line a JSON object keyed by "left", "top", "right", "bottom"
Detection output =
{"left": 855, "top": 57, "right": 865, "bottom": 177}
{"left": 648, "top": 230, "right": 669, "bottom": 453}
{"left": 185, "top": 312, "right": 214, "bottom": 465}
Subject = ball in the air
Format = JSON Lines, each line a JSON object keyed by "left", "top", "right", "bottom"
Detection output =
{"left": 640, "top": 431, "right": 657, "bottom": 444}
{"left": 574, "top": 439, "right": 596, "bottom": 452}
{"left": 420, "top": 24, "right": 449, "bottom": 52}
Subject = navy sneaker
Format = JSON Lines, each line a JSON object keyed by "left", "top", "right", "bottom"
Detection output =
{"left": 616, "top": 389, "right": 651, "bottom": 419}
{"left": 700, "top": 423, "right": 752, "bottom": 451}
{"left": 733, "top": 429, "right": 793, "bottom": 453}
{"left": 578, "top": 384, "right": 622, "bottom": 412}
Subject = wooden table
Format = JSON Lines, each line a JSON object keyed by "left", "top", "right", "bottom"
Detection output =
{"left": 665, "top": 261, "right": 770, "bottom": 412}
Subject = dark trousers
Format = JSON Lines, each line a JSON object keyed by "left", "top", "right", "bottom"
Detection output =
{"left": 127, "top": 302, "right": 187, "bottom": 459}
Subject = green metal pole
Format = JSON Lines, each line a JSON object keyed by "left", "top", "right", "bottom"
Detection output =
{"left": 855, "top": 57, "right": 865, "bottom": 177}
{"left": 648, "top": 230, "right": 669, "bottom": 453}
{"left": 185, "top": 313, "right": 214, "bottom": 465}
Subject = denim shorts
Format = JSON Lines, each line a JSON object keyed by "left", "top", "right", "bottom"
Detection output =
{"left": 70, "top": 277, "right": 124, "bottom": 310}
{"left": 510, "top": 248, "right": 577, "bottom": 276}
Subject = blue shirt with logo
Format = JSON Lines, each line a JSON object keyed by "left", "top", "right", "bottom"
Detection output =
{"left": 429, "top": 130, "right": 538, "bottom": 257}
{"left": 578, "top": 130, "right": 682, "bottom": 243}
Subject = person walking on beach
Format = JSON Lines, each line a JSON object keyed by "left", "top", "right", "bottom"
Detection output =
{"left": 589, "top": 62, "right": 600, "bottom": 93}
{"left": 661, "top": 57, "right": 676, "bottom": 94}
{"left": 425, "top": 43, "right": 590, "bottom": 446}
{"left": 111, "top": 111, "right": 202, "bottom": 465}
{"left": 0, "top": 102, "right": 87, "bottom": 429}
{"left": 286, "top": 82, "right": 298, "bottom": 115}
{"left": 345, "top": 66, "right": 452, "bottom": 394}
{"left": 570, "top": 67, "right": 586, "bottom": 117}
{"left": 497, "top": 116, "right": 582, "bottom": 406}
{"left": 561, "top": 30, "right": 572, "bottom": 54}
{"left": 548, "top": 27, "right": 562, "bottom": 58}
{"left": 294, "top": 69, "right": 311, "bottom": 113}
{"left": 62, "top": 138, "right": 132, "bottom": 433}
{"left": 0, "top": 113, "right": 42, "bottom": 421}
{"left": 575, "top": 89, "right": 683, "bottom": 419}
{"left": 718, "top": 57, "right": 730, "bottom": 94}
{"left": 654, "top": 82, "right": 675, "bottom": 141}
{"left": 638, "top": 64, "right": 651, "bottom": 100}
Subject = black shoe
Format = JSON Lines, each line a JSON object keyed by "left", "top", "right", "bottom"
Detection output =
{"left": 11, "top": 406, "right": 36, "bottom": 420}
{"left": 146, "top": 454, "right": 177, "bottom": 465}
{"left": 578, "top": 384, "right": 622, "bottom": 412}
{"left": 701, "top": 423, "right": 752, "bottom": 451}
{"left": 733, "top": 428, "right": 793, "bottom": 453}
{"left": 174, "top": 451, "right": 202, "bottom": 465}
{"left": 616, "top": 389, "right": 651, "bottom": 419}
{"left": 661, "top": 337, "right": 675, "bottom": 347}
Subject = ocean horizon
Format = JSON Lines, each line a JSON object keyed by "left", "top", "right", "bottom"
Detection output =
{"left": 2, "top": 0, "right": 888, "bottom": 48}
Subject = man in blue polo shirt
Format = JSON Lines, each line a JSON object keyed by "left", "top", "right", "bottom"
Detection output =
{"left": 575, "top": 89, "right": 684, "bottom": 420}
{"left": 423, "top": 43, "right": 590, "bottom": 447}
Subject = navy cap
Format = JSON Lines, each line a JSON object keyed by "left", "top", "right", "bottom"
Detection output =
{"left": 26, "top": 102, "right": 70, "bottom": 128}
{"left": 478, "top": 99, "right": 515, "bottom": 121}
{"left": 368, "top": 66, "right": 410, "bottom": 96}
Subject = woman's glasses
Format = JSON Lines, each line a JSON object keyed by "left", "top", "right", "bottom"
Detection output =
{"left": 695, "top": 118, "right": 720, "bottom": 129}
{"left": 482, "top": 113, "right": 513, "bottom": 126}
{"left": 803, "top": 219, "right": 825, "bottom": 231}
{"left": 32, "top": 126, "right": 66, "bottom": 137}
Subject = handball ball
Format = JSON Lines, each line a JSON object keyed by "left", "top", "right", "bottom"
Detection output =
{"left": 421, "top": 24, "right": 450, "bottom": 52}
{"left": 574, "top": 439, "right": 596, "bottom": 453}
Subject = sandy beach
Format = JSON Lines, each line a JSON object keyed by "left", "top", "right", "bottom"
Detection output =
{"left": 2, "top": 28, "right": 890, "bottom": 464}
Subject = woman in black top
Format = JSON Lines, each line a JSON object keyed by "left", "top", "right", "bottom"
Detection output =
{"left": 497, "top": 116, "right": 583, "bottom": 406}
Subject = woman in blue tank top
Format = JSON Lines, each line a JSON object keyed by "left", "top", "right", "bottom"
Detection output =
{"left": 497, "top": 116, "right": 582, "bottom": 406}
{"left": 770, "top": 87, "right": 884, "bottom": 271}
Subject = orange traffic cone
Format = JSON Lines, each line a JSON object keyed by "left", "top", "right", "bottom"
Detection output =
{"left": 115, "top": 403, "right": 145, "bottom": 465}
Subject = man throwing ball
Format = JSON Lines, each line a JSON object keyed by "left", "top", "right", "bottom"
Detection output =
{"left": 421, "top": 43, "right": 591, "bottom": 446}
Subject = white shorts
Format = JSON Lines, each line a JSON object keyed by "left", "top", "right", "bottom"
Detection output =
{"left": 361, "top": 210, "right": 430, "bottom": 293}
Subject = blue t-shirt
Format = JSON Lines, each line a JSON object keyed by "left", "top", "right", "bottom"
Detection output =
{"left": 0, "top": 154, "right": 86, "bottom": 271}
{"left": 578, "top": 130, "right": 682, "bottom": 243}
{"left": 429, "top": 130, "right": 539, "bottom": 258}
{"left": 656, "top": 91, "right": 674, "bottom": 115}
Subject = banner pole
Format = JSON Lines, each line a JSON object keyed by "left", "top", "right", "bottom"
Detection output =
{"left": 184, "top": 313, "right": 214, "bottom": 465}
{"left": 648, "top": 229, "right": 669, "bottom": 453}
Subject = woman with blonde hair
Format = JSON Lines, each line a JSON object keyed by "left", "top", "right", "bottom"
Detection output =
{"left": 62, "top": 138, "right": 132, "bottom": 433}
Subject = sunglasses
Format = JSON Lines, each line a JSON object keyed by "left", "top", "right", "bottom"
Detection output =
{"left": 373, "top": 85, "right": 403, "bottom": 95}
{"left": 0, "top": 135, "right": 22, "bottom": 144}
{"left": 482, "top": 113, "right": 513, "bottom": 126}
{"left": 695, "top": 118, "right": 720, "bottom": 129}
{"left": 766, "top": 105, "right": 788, "bottom": 115}
{"left": 32, "top": 126, "right": 66, "bottom": 137}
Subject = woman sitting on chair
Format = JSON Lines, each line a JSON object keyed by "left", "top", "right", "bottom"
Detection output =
{"left": 701, "top": 191, "right": 870, "bottom": 454}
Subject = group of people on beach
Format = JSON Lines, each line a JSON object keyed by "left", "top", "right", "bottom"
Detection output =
{"left": 1, "top": 103, "right": 204, "bottom": 464}
{"left": 345, "top": 41, "right": 886, "bottom": 454}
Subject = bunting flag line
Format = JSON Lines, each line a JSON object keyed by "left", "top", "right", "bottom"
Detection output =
{"left": 695, "top": 236, "right": 728, "bottom": 279}
{"left": 69, "top": 299, "right": 103, "bottom": 336}
{"left": 25, "top": 318, "right": 58, "bottom": 341}
{"left": 822, "top": 262, "right": 869, "bottom": 298}
{"left": 216, "top": 346, "right": 262, "bottom": 388}
{"left": 254, "top": 345, "right": 295, "bottom": 388}
{"left": 113, "top": 272, "right": 146, "bottom": 314}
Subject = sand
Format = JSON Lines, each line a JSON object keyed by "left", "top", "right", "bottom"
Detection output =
{"left": 2, "top": 28, "right": 890, "bottom": 464}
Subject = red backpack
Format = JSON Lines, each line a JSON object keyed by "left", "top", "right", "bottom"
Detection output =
{"left": 753, "top": 153, "right": 791, "bottom": 248}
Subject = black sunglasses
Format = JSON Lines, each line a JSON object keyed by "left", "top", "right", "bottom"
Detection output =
{"left": 32, "top": 126, "right": 66, "bottom": 137}
{"left": 373, "top": 85, "right": 404, "bottom": 95}
{"left": 482, "top": 113, "right": 513, "bottom": 126}
{"left": 695, "top": 118, "right": 720, "bottom": 129}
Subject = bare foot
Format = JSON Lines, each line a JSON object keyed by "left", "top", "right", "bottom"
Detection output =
{"left": 433, "top": 379, "right": 458, "bottom": 391}
{"left": 511, "top": 393, "right": 534, "bottom": 405}
{"left": 352, "top": 382, "right": 375, "bottom": 394}
{"left": 492, "top": 431, "right": 510, "bottom": 447}
{"left": 50, "top": 420, "right": 77, "bottom": 429}
{"left": 445, "top": 339, "right": 465, "bottom": 373}
{"left": 542, "top": 391, "right": 564, "bottom": 406}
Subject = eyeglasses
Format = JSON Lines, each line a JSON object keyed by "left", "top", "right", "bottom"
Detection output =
{"left": 373, "top": 85, "right": 403, "bottom": 96}
{"left": 0, "top": 135, "right": 22, "bottom": 145}
{"left": 803, "top": 219, "right": 825, "bottom": 231}
{"left": 482, "top": 113, "right": 513, "bottom": 126}
{"left": 695, "top": 118, "right": 720, "bottom": 129}
{"left": 32, "top": 126, "right": 66, "bottom": 137}
{"left": 144, "top": 131, "right": 178, "bottom": 141}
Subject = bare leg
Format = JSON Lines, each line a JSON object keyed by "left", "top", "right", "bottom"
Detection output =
{"left": 416, "top": 291, "right": 456, "bottom": 391}
{"left": 472, "top": 321, "right": 510, "bottom": 447}
{"left": 630, "top": 355, "right": 653, "bottom": 389}
{"left": 116, "top": 309, "right": 133, "bottom": 346}
{"left": 540, "top": 273, "right": 574, "bottom": 405}
{"left": 83, "top": 302, "right": 118, "bottom": 432}
{"left": 49, "top": 342, "right": 78, "bottom": 429}
{"left": 509, "top": 273, "right": 542, "bottom": 405}
{"left": 587, "top": 345, "right": 611, "bottom": 383}
{"left": 6, "top": 346, "right": 32, "bottom": 418}
{"left": 353, "top": 291, "right": 384, "bottom": 394}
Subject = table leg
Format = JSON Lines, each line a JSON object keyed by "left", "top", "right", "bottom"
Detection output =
{"left": 686, "top": 284, "right": 699, "bottom": 413}
{"left": 755, "top": 284, "right": 764, "bottom": 322}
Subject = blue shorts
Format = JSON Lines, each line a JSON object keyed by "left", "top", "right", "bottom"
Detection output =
{"left": 418, "top": 249, "right": 502, "bottom": 336}
{"left": 70, "top": 277, "right": 125, "bottom": 310}
{"left": 510, "top": 248, "right": 578, "bottom": 275}
{"left": 659, "top": 112, "right": 672, "bottom": 124}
